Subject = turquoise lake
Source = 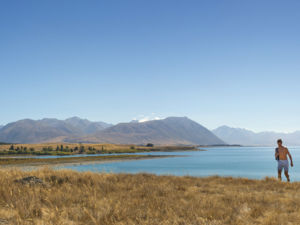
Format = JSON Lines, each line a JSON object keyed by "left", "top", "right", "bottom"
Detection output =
{"left": 58, "top": 146, "right": 300, "bottom": 181}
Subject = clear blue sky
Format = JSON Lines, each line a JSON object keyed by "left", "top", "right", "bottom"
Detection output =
{"left": 1, "top": 0, "right": 300, "bottom": 132}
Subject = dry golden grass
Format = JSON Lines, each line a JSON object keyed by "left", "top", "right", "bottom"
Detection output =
{"left": 0, "top": 168, "right": 299, "bottom": 225}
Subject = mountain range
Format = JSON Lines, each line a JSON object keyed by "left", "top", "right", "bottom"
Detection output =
{"left": 1, "top": 117, "right": 298, "bottom": 146}
{"left": 0, "top": 117, "right": 224, "bottom": 145}
{"left": 65, "top": 117, "right": 225, "bottom": 145}
{"left": 213, "top": 126, "right": 300, "bottom": 146}
{"left": 0, "top": 117, "right": 112, "bottom": 144}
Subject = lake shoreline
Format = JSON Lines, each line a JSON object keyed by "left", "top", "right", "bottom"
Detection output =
{"left": 0, "top": 154, "right": 178, "bottom": 167}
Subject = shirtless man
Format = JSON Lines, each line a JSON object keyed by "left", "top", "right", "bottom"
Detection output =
{"left": 275, "top": 139, "right": 293, "bottom": 182}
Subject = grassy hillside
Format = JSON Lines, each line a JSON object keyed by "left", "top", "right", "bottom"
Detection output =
{"left": 0, "top": 143, "right": 196, "bottom": 156}
{"left": 0, "top": 169, "right": 299, "bottom": 224}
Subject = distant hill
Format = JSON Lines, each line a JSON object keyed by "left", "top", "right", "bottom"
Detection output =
{"left": 0, "top": 117, "right": 112, "bottom": 143}
{"left": 0, "top": 116, "right": 225, "bottom": 145}
{"left": 2, "top": 117, "right": 299, "bottom": 146}
{"left": 213, "top": 126, "right": 300, "bottom": 146}
{"left": 65, "top": 117, "right": 112, "bottom": 134}
{"left": 66, "top": 117, "right": 226, "bottom": 145}
{"left": 212, "top": 126, "right": 257, "bottom": 145}
{"left": 0, "top": 142, "right": 11, "bottom": 145}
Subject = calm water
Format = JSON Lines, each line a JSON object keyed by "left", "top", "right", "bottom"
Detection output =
{"left": 57, "top": 147, "right": 300, "bottom": 181}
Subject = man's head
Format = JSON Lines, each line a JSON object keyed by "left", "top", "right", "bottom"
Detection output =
{"left": 277, "top": 139, "right": 283, "bottom": 147}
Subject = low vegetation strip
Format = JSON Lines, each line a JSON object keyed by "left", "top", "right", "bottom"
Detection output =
{"left": 0, "top": 143, "right": 197, "bottom": 156}
{"left": 0, "top": 169, "right": 299, "bottom": 225}
{"left": 0, "top": 154, "right": 171, "bottom": 166}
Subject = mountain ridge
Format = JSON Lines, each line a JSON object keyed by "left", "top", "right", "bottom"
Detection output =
{"left": 0, "top": 117, "right": 112, "bottom": 144}
{"left": 213, "top": 126, "right": 300, "bottom": 146}
{"left": 65, "top": 117, "right": 225, "bottom": 145}
{"left": 0, "top": 117, "right": 225, "bottom": 145}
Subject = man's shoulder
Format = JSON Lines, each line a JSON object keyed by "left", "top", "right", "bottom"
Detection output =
{"left": 277, "top": 146, "right": 288, "bottom": 151}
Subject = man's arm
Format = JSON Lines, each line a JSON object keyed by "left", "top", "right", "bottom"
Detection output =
{"left": 287, "top": 148, "right": 293, "bottom": 167}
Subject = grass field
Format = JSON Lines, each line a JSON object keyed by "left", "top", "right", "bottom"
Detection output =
{"left": 0, "top": 168, "right": 299, "bottom": 225}
{"left": 0, "top": 143, "right": 196, "bottom": 156}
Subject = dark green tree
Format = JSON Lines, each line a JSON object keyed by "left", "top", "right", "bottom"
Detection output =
{"left": 79, "top": 145, "right": 85, "bottom": 153}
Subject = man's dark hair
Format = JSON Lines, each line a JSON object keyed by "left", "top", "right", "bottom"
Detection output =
{"left": 277, "top": 139, "right": 283, "bottom": 144}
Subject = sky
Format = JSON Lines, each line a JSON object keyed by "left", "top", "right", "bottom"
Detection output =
{"left": 0, "top": 0, "right": 300, "bottom": 132}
